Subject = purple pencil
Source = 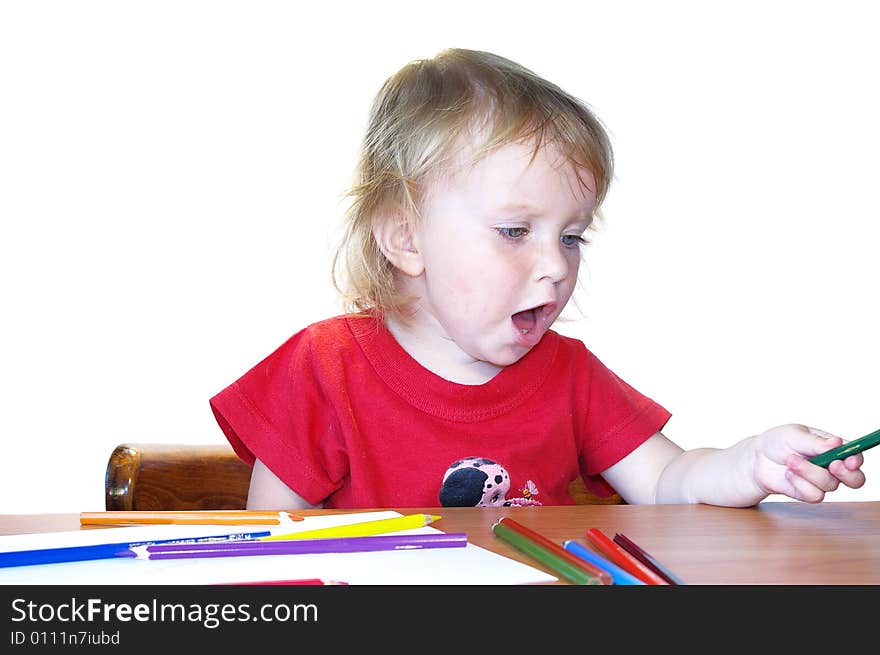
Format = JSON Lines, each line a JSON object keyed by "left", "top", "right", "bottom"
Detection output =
{"left": 135, "top": 532, "right": 468, "bottom": 560}
{"left": 612, "top": 532, "right": 686, "bottom": 585}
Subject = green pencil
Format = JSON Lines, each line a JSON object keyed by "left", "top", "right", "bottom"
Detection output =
{"left": 809, "top": 427, "right": 880, "bottom": 468}
{"left": 491, "top": 521, "right": 603, "bottom": 585}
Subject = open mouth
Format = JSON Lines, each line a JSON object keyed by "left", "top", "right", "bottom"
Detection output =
{"left": 511, "top": 303, "right": 554, "bottom": 335}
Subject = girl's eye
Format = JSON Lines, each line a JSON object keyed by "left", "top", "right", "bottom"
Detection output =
{"left": 561, "top": 234, "right": 588, "bottom": 248}
{"left": 496, "top": 227, "right": 529, "bottom": 240}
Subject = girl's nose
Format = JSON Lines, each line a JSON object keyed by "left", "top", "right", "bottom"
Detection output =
{"left": 534, "top": 239, "right": 570, "bottom": 284}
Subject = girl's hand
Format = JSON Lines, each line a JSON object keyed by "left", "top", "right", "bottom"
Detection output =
{"left": 752, "top": 424, "right": 866, "bottom": 502}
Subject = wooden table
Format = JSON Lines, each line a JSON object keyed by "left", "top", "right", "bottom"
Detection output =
{"left": 3, "top": 502, "right": 879, "bottom": 584}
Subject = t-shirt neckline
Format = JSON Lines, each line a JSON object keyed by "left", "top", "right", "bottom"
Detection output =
{"left": 346, "top": 314, "right": 559, "bottom": 422}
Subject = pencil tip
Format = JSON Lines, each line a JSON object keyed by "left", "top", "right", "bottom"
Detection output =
{"left": 428, "top": 514, "right": 441, "bottom": 523}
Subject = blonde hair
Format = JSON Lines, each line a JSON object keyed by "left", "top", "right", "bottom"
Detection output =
{"left": 332, "top": 48, "right": 614, "bottom": 317}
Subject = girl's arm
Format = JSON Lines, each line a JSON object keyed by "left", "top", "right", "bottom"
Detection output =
{"left": 246, "top": 457, "right": 323, "bottom": 510}
{"left": 601, "top": 425, "right": 865, "bottom": 507}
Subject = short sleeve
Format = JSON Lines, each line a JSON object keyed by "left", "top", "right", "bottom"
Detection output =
{"left": 579, "top": 350, "right": 671, "bottom": 497}
{"left": 209, "top": 328, "right": 348, "bottom": 505}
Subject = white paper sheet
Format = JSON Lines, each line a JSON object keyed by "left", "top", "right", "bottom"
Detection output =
{"left": 0, "top": 511, "right": 556, "bottom": 585}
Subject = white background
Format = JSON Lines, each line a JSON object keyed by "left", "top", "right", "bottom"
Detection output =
{"left": 1, "top": 1, "right": 877, "bottom": 513}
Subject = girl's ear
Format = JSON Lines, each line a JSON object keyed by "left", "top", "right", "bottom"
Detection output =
{"left": 372, "top": 214, "right": 424, "bottom": 277}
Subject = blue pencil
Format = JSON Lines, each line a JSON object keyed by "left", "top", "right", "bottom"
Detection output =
{"left": 0, "top": 530, "right": 271, "bottom": 568}
{"left": 562, "top": 539, "right": 646, "bottom": 585}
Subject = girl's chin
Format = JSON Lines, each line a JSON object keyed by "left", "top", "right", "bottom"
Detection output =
{"left": 483, "top": 343, "right": 534, "bottom": 368}
{"left": 457, "top": 325, "right": 544, "bottom": 369}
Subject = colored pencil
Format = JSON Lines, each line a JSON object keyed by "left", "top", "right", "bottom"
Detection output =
{"left": 491, "top": 521, "right": 604, "bottom": 585}
{"left": 134, "top": 531, "right": 468, "bottom": 560}
{"left": 79, "top": 511, "right": 303, "bottom": 526}
{"left": 584, "top": 528, "right": 668, "bottom": 585}
{"left": 613, "top": 532, "right": 686, "bottom": 585}
{"left": 497, "top": 517, "right": 612, "bottom": 584}
{"left": 562, "top": 540, "right": 646, "bottom": 585}
{"left": 262, "top": 513, "right": 442, "bottom": 541}
{"left": 809, "top": 427, "right": 880, "bottom": 468}
{"left": 0, "top": 530, "right": 271, "bottom": 568}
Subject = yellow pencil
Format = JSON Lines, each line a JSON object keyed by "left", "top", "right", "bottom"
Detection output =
{"left": 261, "top": 513, "right": 442, "bottom": 541}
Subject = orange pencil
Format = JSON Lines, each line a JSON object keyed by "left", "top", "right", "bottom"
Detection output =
{"left": 584, "top": 528, "right": 668, "bottom": 585}
{"left": 498, "top": 517, "right": 613, "bottom": 585}
{"left": 79, "top": 511, "right": 303, "bottom": 526}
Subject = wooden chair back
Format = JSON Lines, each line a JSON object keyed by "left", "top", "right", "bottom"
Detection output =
{"left": 105, "top": 443, "right": 251, "bottom": 511}
{"left": 104, "top": 442, "right": 622, "bottom": 510}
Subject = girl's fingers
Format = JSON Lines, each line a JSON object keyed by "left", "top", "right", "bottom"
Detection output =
{"left": 828, "top": 459, "right": 866, "bottom": 490}
{"left": 786, "top": 454, "right": 839, "bottom": 493}
{"left": 783, "top": 468, "right": 827, "bottom": 503}
{"left": 804, "top": 427, "right": 844, "bottom": 456}
{"left": 806, "top": 426, "right": 840, "bottom": 441}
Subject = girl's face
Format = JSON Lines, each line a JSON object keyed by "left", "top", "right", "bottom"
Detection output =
{"left": 400, "top": 139, "right": 597, "bottom": 377}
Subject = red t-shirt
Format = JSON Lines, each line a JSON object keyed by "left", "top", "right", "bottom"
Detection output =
{"left": 210, "top": 314, "right": 671, "bottom": 508}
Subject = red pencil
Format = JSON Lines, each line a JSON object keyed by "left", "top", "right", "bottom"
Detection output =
{"left": 498, "top": 517, "right": 613, "bottom": 585}
{"left": 584, "top": 528, "right": 668, "bottom": 585}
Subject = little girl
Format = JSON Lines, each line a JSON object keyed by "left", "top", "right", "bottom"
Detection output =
{"left": 210, "top": 48, "right": 865, "bottom": 509}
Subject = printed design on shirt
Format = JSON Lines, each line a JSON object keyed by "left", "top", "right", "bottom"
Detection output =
{"left": 438, "top": 456, "right": 543, "bottom": 507}
{"left": 521, "top": 479, "right": 539, "bottom": 501}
